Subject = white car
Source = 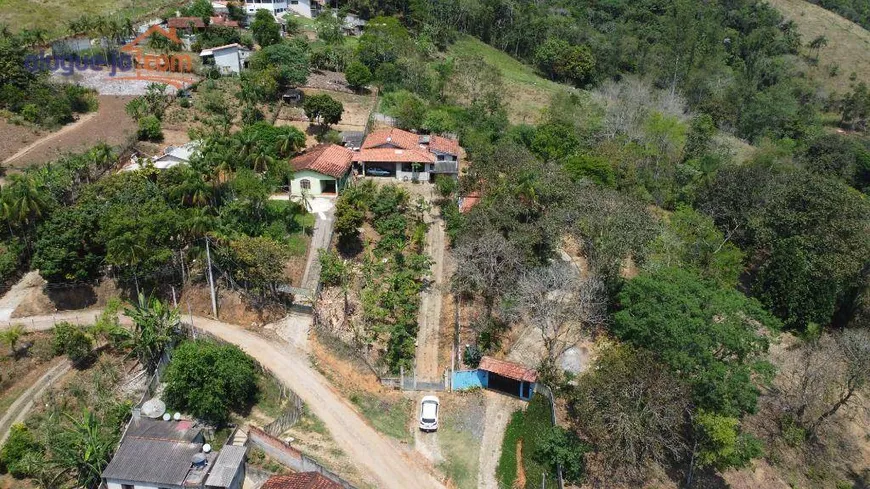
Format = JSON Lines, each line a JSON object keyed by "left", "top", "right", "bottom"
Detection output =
{"left": 419, "top": 396, "right": 440, "bottom": 432}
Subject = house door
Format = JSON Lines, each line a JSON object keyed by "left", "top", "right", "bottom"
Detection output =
{"left": 321, "top": 179, "right": 337, "bottom": 194}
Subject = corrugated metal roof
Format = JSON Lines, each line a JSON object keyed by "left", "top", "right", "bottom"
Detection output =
{"left": 124, "top": 417, "right": 202, "bottom": 442}
{"left": 204, "top": 445, "right": 247, "bottom": 488}
{"left": 479, "top": 356, "right": 537, "bottom": 382}
{"left": 101, "top": 438, "right": 201, "bottom": 485}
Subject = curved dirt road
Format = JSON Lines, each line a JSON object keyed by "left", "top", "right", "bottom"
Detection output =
{"left": 0, "top": 359, "right": 71, "bottom": 444}
{"left": 4, "top": 311, "right": 445, "bottom": 489}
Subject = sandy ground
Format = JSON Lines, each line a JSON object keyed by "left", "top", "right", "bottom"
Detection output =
{"left": 0, "top": 271, "right": 43, "bottom": 321}
{"left": 416, "top": 198, "right": 447, "bottom": 381}
{"left": 0, "top": 121, "right": 41, "bottom": 163}
{"left": 3, "top": 96, "right": 136, "bottom": 169}
{"left": 478, "top": 391, "right": 524, "bottom": 489}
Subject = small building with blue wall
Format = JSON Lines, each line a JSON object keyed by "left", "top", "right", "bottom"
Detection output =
{"left": 452, "top": 356, "right": 537, "bottom": 401}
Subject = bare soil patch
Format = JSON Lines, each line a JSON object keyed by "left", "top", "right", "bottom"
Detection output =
{"left": 0, "top": 120, "right": 41, "bottom": 161}
{"left": 4, "top": 96, "right": 136, "bottom": 169}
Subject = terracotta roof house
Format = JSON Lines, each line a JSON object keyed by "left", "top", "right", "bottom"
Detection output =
{"left": 262, "top": 472, "right": 343, "bottom": 489}
{"left": 290, "top": 144, "right": 354, "bottom": 196}
{"left": 353, "top": 127, "right": 462, "bottom": 182}
{"left": 166, "top": 16, "right": 207, "bottom": 30}
{"left": 452, "top": 356, "right": 538, "bottom": 400}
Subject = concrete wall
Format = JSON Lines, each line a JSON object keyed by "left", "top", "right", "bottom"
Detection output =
{"left": 247, "top": 427, "right": 357, "bottom": 489}
{"left": 287, "top": 0, "right": 312, "bottom": 18}
{"left": 291, "top": 170, "right": 337, "bottom": 196}
{"left": 213, "top": 48, "right": 242, "bottom": 74}
{"left": 451, "top": 369, "right": 488, "bottom": 391}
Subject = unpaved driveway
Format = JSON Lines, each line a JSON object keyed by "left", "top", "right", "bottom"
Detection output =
{"left": 478, "top": 391, "right": 524, "bottom": 489}
{"left": 0, "top": 359, "right": 71, "bottom": 444}
{"left": 2, "top": 312, "right": 444, "bottom": 489}
{"left": 416, "top": 207, "right": 447, "bottom": 381}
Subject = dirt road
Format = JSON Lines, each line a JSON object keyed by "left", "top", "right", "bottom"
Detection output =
{"left": 0, "top": 359, "right": 71, "bottom": 444}
{"left": 3, "top": 311, "right": 444, "bottom": 489}
{"left": 3, "top": 96, "right": 136, "bottom": 169}
{"left": 415, "top": 201, "right": 447, "bottom": 381}
{"left": 478, "top": 391, "right": 524, "bottom": 489}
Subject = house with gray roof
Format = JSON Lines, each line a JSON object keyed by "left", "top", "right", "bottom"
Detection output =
{"left": 102, "top": 416, "right": 245, "bottom": 489}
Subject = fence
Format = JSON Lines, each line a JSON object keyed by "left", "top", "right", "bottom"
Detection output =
{"left": 263, "top": 388, "right": 304, "bottom": 437}
{"left": 535, "top": 383, "right": 565, "bottom": 489}
{"left": 378, "top": 366, "right": 450, "bottom": 392}
{"left": 248, "top": 426, "right": 358, "bottom": 489}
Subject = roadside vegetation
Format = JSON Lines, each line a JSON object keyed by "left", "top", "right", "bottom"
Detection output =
{"left": 497, "top": 395, "right": 562, "bottom": 489}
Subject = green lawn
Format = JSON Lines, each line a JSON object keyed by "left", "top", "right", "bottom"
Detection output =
{"left": 350, "top": 391, "right": 413, "bottom": 443}
{"left": 497, "top": 394, "right": 559, "bottom": 489}
{"left": 445, "top": 35, "right": 578, "bottom": 124}
{"left": 0, "top": 0, "right": 183, "bottom": 40}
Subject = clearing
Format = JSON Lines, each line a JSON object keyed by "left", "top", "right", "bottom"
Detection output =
{"left": 769, "top": 0, "right": 870, "bottom": 95}
{"left": 1, "top": 96, "right": 136, "bottom": 169}
{"left": 445, "top": 35, "right": 578, "bottom": 124}
{"left": 0, "top": 0, "right": 182, "bottom": 40}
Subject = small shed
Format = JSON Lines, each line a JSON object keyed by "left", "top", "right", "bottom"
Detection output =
{"left": 452, "top": 356, "right": 537, "bottom": 401}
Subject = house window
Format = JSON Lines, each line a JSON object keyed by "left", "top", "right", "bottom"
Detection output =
{"left": 122, "top": 485, "right": 134, "bottom": 489}
{"left": 300, "top": 179, "right": 311, "bottom": 190}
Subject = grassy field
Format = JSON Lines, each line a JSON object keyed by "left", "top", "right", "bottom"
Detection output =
{"left": 445, "top": 35, "right": 577, "bottom": 124}
{"left": 497, "top": 394, "right": 559, "bottom": 489}
{"left": 768, "top": 0, "right": 870, "bottom": 95}
{"left": 0, "top": 0, "right": 183, "bottom": 40}
{"left": 350, "top": 391, "right": 413, "bottom": 443}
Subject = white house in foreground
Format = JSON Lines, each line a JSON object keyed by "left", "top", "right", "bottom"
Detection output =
{"left": 290, "top": 144, "right": 354, "bottom": 196}
{"left": 123, "top": 141, "right": 201, "bottom": 172}
{"left": 200, "top": 43, "right": 251, "bottom": 74}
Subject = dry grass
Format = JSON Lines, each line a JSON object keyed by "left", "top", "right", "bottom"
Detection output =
{"left": 445, "top": 35, "right": 579, "bottom": 124}
{"left": 768, "top": 0, "right": 870, "bottom": 96}
{"left": 0, "top": 0, "right": 183, "bottom": 40}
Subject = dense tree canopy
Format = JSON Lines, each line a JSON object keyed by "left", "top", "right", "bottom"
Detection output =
{"left": 163, "top": 340, "right": 258, "bottom": 426}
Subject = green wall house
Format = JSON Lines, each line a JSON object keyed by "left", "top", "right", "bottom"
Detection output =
{"left": 290, "top": 144, "right": 354, "bottom": 196}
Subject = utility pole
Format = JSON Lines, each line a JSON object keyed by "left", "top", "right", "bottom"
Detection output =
{"left": 205, "top": 237, "right": 218, "bottom": 319}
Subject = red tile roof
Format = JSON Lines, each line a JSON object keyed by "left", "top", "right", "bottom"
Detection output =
{"left": 361, "top": 127, "right": 420, "bottom": 150}
{"left": 352, "top": 147, "right": 435, "bottom": 163}
{"left": 291, "top": 144, "right": 353, "bottom": 178}
{"left": 479, "top": 356, "right": 538, "bottom": 382}
{"left": 430, "top": 134, "right": 460, "bottom": 156}
{"left": 459, "top": 191, "right": 481, "bottom": 214}
{"left": 262, "top": 473, "right": 342, "bottom": 489}
{"left": 210, "top": 16, "right": 240, "bottom": 27}
{"left": 166, "top": 17, "right": 206, "bottom": 29}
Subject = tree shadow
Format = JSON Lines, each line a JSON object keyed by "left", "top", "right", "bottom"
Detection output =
{"left": 45, "top": 284, "right": 98, "bottom": 310}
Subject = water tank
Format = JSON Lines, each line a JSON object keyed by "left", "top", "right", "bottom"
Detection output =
{"left": 173, "top": 412, "right": 182, "bottom": 421}
{"left": 191, "top": 452, "right": 207, "bottom": 467}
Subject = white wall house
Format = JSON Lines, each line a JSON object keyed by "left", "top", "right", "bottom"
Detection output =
{"left": 242, "top": 0, "right": 289, "bottom": 17}
{"left": 290, "top": 144, "right": 354, "bottom": 197}
{"left": 200, "top": 43, "right": 251, "bottom": 74}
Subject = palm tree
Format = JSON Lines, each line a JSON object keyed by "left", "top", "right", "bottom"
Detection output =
{"left": 0, "top": 324, "right": 25, "bottom": 355}
{"left": 53, "top": 410, "right": 115, "bottom": 489}
{"left": 236, "top": 132, "right": 258, "bottom": 162}
{"left": 249, "top": 148, "right": 274, "bottom": 173}
{"left": 107, "top": 232, "right": 147, "bottom": 295}
{"left": 123, "top": 293, "right": 179, "bottom": 373}
{"left": 275, "top": 129, "right": 301, "bottom": 157}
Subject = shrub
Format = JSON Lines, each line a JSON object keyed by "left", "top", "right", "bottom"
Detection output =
{"left": 345, "top": 61, "right": 372, "bottom": 91}
{"left": 52, "top": 322, "right": 94, "bottom": 365}
{"left": 137, "top": 115, "right": 163, "bottom": 141}
{"left": 163, "top": 340, "right": 258, "bottom": 426}
{"left": 463, "top": 344, "right": 482, "bottom": 368}
{"left": 534, "top": 426, "right": 590, "bottom": 484}
{"left": 318, "top": 249, "right": 347, "bottom": 287}
{"left": 0, "top": 424, "right": 42, "bottom": 478}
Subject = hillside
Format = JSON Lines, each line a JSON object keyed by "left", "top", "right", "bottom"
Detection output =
{"left": 769, "top": 0, "right": 870, "bottom": 95}
{"left": 0, "top": 0, "right": 181, "bottom": 39}
{"left": 446, "top": 35, "right": 578, "bottom": 124}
